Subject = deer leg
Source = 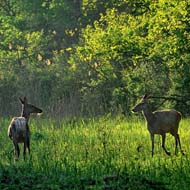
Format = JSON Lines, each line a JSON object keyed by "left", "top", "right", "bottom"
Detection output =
{"left": 150, "top": 134, "right": 154, "bottom": 157}
{"left": 26, "top": 124, "right": 30, "bottom": 155}
{"left": 174, "top": 135, "right": 178, "bottom": 155}
{"left": 161, "top": 134, "right": 171, "bottom": 156}
{"left": 13, "top": 140, "right": 20, "bottom": 159}
{"left": 26, "top": 137, "right": 30, "bottom": 155}
{"left": 176, "top": 134, "right": 184, "bottom": 155}
{"left": 23, "top": 142, "right": 26, "bottom": 160}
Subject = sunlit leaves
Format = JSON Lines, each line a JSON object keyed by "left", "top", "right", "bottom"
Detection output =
{"left": 69, "top": 0, "right": 190, "bottom": 114}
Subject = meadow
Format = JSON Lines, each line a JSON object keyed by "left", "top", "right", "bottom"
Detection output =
{"left": 0, "top": 115, "right": 190, "bottom": 190}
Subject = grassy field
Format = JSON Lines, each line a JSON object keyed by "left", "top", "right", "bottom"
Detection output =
{"left": 0, "top": 115, "right": 190, "bottom": 189}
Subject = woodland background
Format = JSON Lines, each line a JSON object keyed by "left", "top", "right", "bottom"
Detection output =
{"left": 1, "top": 0, "right": 190, "bottom": 118}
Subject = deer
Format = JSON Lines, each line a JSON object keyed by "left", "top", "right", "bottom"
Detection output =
{"left": 8, "top": 97, "right": 43, "bottom": 160}
{"left": 132, "top": 94, "right": 184, "bottom": 157}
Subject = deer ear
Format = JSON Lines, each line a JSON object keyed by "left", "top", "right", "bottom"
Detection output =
{"left": 143, "top": 94, "right": 149, "bottom": 99}
{"left": 19, "top": 97, "right": 28, "bottom": 104}
{"left": 143, "top": 93, "right": 152, "bottom": 100}
{"left": 19, "top": 97, "right": 24, "bottom": 104}
{"left": 24, "top": 96, "right": 27, "bottom": 102}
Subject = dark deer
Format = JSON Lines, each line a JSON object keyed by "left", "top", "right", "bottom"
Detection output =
{"left": 132, "top": 94, "right": 184, "bottom": 157}
{"left": 8, "top": 97, "right": 42, "bottom": 160}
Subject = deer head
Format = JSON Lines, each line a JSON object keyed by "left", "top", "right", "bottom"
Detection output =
{"left": 132, "top": 94, "right": 150, "bottom": 112}
{"left": 19, "top": 97, "right": 43, "bottom": 121}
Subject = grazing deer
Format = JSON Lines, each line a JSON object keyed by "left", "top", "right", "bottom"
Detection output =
{"left": 8, "top": 97, "right": 42, "bottom": 160}
{"left": 132, "top": 94, "right": 184, "bottom": 157}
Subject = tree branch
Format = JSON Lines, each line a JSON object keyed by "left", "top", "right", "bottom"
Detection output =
{"left": 149, "top": 95, "right": 190, "bottom": 106}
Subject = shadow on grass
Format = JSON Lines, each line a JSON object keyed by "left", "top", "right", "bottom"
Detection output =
{"left": 0, "top": 163, "right": 168, "bottom": 190}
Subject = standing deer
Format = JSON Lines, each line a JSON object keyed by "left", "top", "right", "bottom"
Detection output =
{"left": 132, "top": 94, "right": 184, "bottom": 157}
{"left": 8, "top": 97, "right": 42, "bottom": 160}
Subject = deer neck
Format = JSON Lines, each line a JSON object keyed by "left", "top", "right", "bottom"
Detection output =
{"left": 21, "top": 111, "right": 30, "bottom": 123}
{"left": 142, "top": 108, "right": 155, "bottom": 124}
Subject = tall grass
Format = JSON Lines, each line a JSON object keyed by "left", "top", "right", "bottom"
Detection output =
{"left": 0, "top": 116, "right": 190, "bottom": 189}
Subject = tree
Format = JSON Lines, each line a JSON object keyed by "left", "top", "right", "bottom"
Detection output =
{"left": 70, "top": 0, "right": 190, "bottom": 115}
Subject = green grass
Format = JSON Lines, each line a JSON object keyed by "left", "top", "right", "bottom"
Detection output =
{"left": 0, "top": 116, "right": 190, "bottom": 189}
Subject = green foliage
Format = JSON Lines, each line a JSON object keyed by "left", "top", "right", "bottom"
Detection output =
{"left": 1, "top": 0, "right": 190, "bottom": 116}
{"left": 69, "top": 0, "right": 190, "bottom": 115}
{"left": 0, "top": 0, "right": 82, "bottom": 116}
